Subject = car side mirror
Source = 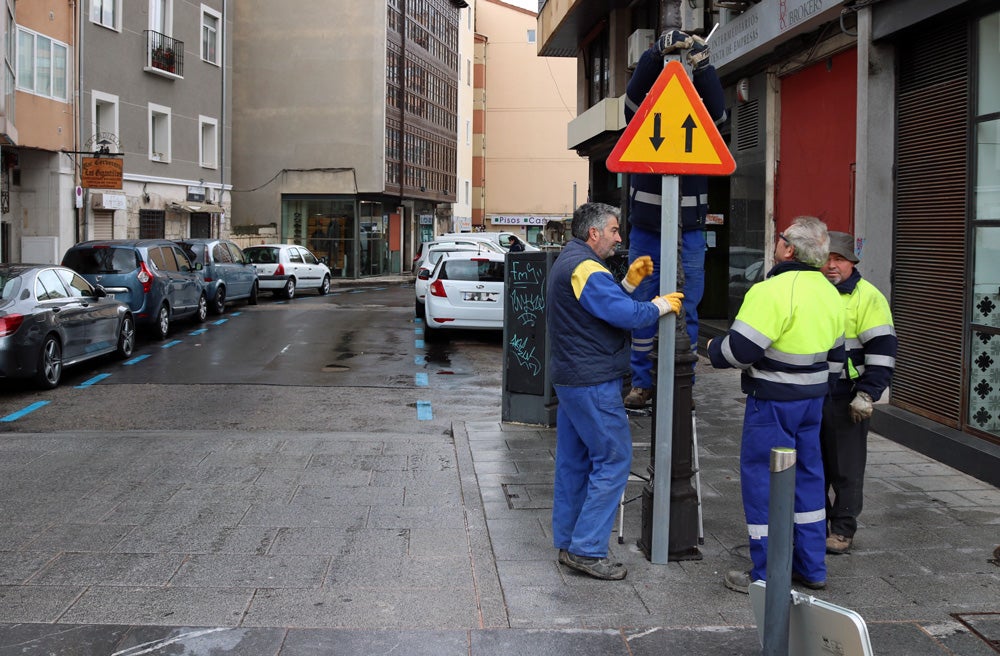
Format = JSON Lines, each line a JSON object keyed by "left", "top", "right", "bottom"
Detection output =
{"left": 93, "top": 284, "right": 108, "bottom": 298}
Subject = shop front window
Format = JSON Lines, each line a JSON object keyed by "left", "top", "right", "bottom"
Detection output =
{"left": 283, "top": 197, "right": 356, "bottom": 278}
{"left": 968, "top": 9, "right": 1000, "bottom": 435}
{"left": 359, "top": 201, "right": 389, "bottom": 276}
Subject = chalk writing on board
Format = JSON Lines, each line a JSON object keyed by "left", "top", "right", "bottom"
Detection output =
{"left": 509, "top": 260, "right": 545, "bottom": 326}
{"left": 508, "top": 333, "right": 542, "bottom": 376}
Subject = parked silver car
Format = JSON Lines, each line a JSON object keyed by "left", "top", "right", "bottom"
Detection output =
{"left": 179, "top": 239, "right": 259, "bottom": 314}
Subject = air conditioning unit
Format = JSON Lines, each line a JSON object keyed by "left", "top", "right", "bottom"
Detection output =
{"left": 682, "top": 0, "right": 705, "bottom": 33}
{"left": 627, "top": 29, "right": 655, "bottom": 70}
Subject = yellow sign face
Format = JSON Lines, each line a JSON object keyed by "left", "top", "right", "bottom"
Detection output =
{"left": 606, "top": 60, "right": 735, "bottom": 176}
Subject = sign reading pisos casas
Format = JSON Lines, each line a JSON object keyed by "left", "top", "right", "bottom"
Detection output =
{"left": 81, "top": 157, "right": 124, "bottom": 189}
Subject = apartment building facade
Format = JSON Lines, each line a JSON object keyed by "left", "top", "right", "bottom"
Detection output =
{"left": 0, "top": 0, "right": 232, "bottom": 264}
{"left": 472, "top": 0, "right": 587, "bottom": 246}
{"left": 232, "top": 0, "right": 468, "bottom": 278}
{"left": 538, "top": 0, "right": 1000, "bottom": 482}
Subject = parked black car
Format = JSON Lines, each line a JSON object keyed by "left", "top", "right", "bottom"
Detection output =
{"left": 0, "top": 264, "right": 135, "bottom": 389}
{"left": 62, "top": 240, "right": 208, "bottom": 339}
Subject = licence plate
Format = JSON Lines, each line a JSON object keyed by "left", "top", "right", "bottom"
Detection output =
{"left": 106, "top": 293, "right": 115, "bottom": 299}
{"left": 463, "top": 291, "right": 498, "bottom": 302}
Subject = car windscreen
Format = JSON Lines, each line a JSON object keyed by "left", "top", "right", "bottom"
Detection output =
{"left": 244, "top": 247, "right": 279, "bottom": 264}
{"left": 62, "top": 246, "right": 140, "bottom": 274}
{"left": 438, "top": 259, "right": 505, "bottom": 283}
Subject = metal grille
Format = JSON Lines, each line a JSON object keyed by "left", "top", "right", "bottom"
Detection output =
{"left": 735, "top": 99, "right": 760, "bottom": 152}
{"left": 139, "top": 209, "right": 165, "bottom": 239}
{"left": 891, "top": 19, "right": 969, "bottom": 427}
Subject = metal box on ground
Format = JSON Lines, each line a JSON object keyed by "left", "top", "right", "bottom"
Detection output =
{"left": 749, "top": 580, "right": 874, "bottom": 655}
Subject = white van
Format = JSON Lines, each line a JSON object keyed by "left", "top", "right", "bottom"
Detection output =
{"left": 437, "top": 231, "right": 540, "bottom": 252}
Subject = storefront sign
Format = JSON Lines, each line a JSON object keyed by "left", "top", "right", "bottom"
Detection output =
{"left": 92, "top": 193, "right": 127, "bottom": 210}
{"left": 81, "top": 157, "right": 123, "bottom": 189}
{"left": 489, "top": 215, "right": 564, "bottom": 226}
{"left": 711, "top": 0, "right": 842, "bottom": 71}
{"left": 419, "top": 214, "right": 434, "bottom": 225}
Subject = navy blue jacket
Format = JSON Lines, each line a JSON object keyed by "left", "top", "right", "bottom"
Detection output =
{"left": 624, "top": 46, "right": 727, "bottom": 233}
{"left": 547, "top": 239, "right": 661, "bottom": 386}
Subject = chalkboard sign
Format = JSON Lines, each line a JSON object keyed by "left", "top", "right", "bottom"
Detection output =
{"left": 504, "top": 252, "right": 549, "bottom": 396}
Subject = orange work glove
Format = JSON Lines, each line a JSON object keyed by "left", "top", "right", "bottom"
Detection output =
{"left": 651, "top": 292, "right": 684, "bottom": 316}
{"left": 623, "top": 255, "right": 654, "bottom": 293}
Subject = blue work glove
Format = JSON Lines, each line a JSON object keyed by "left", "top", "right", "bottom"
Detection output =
{"left": 686, "top": 35, "right": 710, "bottom": 71}
{"left": 656, "top": 30, "right": 693, "bottom": 56}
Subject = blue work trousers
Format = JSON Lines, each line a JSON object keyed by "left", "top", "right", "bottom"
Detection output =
{"left": 741, "top": 396, "right": 827, "bottom": 584}
{"left": 628, "top": 226, "right": 705, "bottom": 389}
{"left": 552, "top": 380, "right": 632, "bottom": 558}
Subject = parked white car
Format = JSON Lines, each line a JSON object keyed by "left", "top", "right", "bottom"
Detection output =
{"left": 244, "top": 244, "right": 331, "bottom": 299}
{"left": 437, "top": 231, "right": 540, "bottom": 252}
{"left": 415, "top": 243, "right": 495, "bottom": 319}
{"left": 424, "top": 251, "right": 506, "bottom": 337}
{"left": 413, "top": 237, "right": 504, "bottom": 273}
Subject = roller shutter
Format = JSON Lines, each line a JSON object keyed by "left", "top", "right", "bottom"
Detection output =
{"left": 891, "top": 19, "right": 969, "bottom": 427}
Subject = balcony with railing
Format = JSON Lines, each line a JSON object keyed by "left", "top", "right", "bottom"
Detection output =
{"left": 145, "top": 30, "right": 184, "bottom": 78}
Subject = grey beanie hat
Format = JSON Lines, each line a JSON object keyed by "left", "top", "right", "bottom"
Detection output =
{"left": 828, "top": 231, "right": 859, "bottom": 263}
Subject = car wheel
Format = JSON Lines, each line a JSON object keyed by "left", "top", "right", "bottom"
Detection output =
{"left": 415, "top": 298, "right": 425, "bottom": 320}
{"left": 283, "top": 278, "right": 296, "bottom": 300}
{"left": 35, "top": 335, "right": 62, "bottom": 389}
{"left": 154, "top": 303, "right": 170, "bottom": 340}
{"left": 196, "top": 294, "right": 208, "bottom": 322}
{"left": 247, "top": 282, "right": 259, "bottom": 305}
{"left": 115, "top": 314, "right": 136, "bottom": 359}
{"left": 212, "top": 287, "right": 226, "bottom": 315}
{"left": 318, "top": 275, "right": 330, "bottom": 296}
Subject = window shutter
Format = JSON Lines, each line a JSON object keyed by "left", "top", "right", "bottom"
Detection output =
{"left": 891, "top": 20, "right": 969, "bottom": 427}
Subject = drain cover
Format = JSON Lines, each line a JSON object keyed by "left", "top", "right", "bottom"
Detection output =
{"left": 322, "top": 364, "right": 350, "bottom": 372}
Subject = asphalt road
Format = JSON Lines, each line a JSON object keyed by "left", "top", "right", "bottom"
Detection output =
{"left": 0, "top": 282, "right": 504, "bottom": 434}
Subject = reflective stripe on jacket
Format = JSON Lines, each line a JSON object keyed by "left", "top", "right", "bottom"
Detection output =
{"left": 832, "top": 269, "right": 897, "bottom": 400}
{"left": 708, "top": 261, "right": 846, "bottom": 400}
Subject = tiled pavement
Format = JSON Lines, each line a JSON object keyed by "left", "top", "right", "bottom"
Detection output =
{"left": 0, "top": 360, "right": 998, "bottom": 654}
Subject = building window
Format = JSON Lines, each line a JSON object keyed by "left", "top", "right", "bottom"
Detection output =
{"left": 190, "top": 213, "right": 211, "bottom": 238}
{"left": 527, "top": 29, "right": 536, "bottom": 43}
{"left": 585, "top": 27, "right": 610, "bottom": 106}
{"left": 464, "top": 180, "right": 470, "bottom": 205}
{"left": 199, "top": 115, "right": 218, "bottom": 168}
{"left": 148, "top": 103, "right": 171, "bottom": 162}
{"left": 201, "top": 5, "right": 221, "bottom": 65}
{"left": 16, "top": 28, "right": 69, "bottom": 101}
{"left": 139, "top": 209, "right": 165, "bottom": 238}
{"left": 92, "top": 91, "right": 119, "bottom": 151}
{"left": 150, "top": 0, "right": 172, "bottom": 36}
{"left": 90, "top": 0, "right": 120, "bottom": 31}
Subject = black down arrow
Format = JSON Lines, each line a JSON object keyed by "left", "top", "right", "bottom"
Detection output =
{"left": 649, "top": 113, "right": 664, "bottom": 150}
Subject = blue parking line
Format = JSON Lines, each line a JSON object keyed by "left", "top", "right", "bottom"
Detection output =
{"left": 76, "top": 373, "right": 111, "bottom": 388}
{"left": 123, "top": 354, "right": 150, "bottom": 366}
{"left": 189, "top": 328, "right": 208, "bottom": 336}
{"left": 415, "top": 373, "right": 429, "bottom": 387}
{"left": 161, "top": 340, "right": 182, "bottom": 349}
{"left": 349, "top": 289, "right": 364, "bottom": 294}
{"left": 1, "top": 401, "right": 50, "bottom": 423}
{"left": 416, "top": 400, "right": 433, "bottom": 420}
{"left": 415, "top": 327, "right": 424, "bottom": 335}
{"left": 415, "top": 339, "right": 424, "bottom": 349}
{"left": 212, "top": 319, "right": 228, "bottom": 325}
{"left": 230, "top": 312, "right": 242, "bottom": 317}
{"left": 414, "top": 318, "right": 423, "bottom": 325}
{"left": 414, "top": 355, "right": 426, "bottom": 365}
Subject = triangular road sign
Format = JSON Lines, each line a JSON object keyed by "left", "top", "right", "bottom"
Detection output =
{"left": 607, "top": 60, "right": 736, "bottom": 176}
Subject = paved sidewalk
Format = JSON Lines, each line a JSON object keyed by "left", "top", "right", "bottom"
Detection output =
{"left": 0, "top": 360, "right": 997, "bottom": 654}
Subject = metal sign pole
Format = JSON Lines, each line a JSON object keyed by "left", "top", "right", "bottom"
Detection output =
{"left": 650, "top": 172, "right": 679, "bottom": 564}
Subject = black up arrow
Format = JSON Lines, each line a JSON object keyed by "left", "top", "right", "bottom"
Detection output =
{"left": 682, "top": 115, "right": 697, "bottom": 153}
{"left": 649, "top": 114, "right": 664, "bottom": 151}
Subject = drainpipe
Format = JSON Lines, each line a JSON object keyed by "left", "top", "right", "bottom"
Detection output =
{"left": 220, "top": 0, "right": 227, "bottom": 237}
{"left": 74, "top": 0, "right": 85, "bottom": 244}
